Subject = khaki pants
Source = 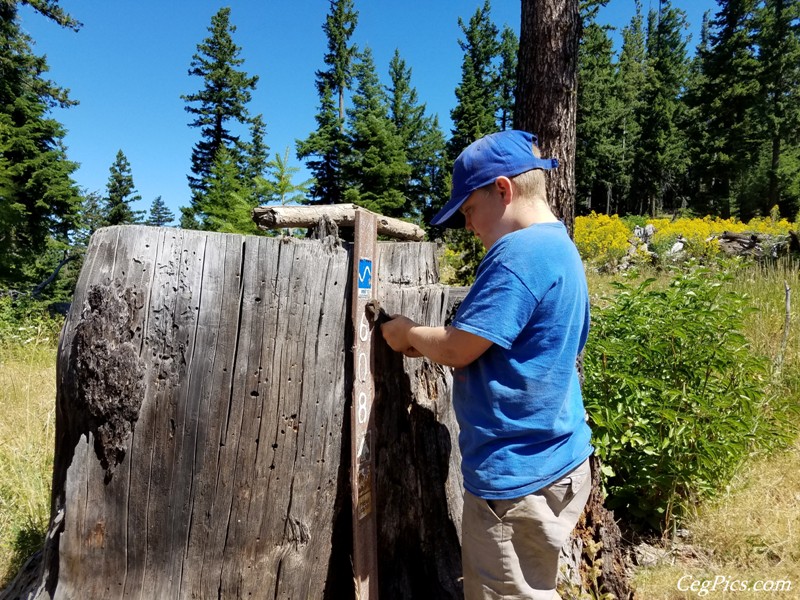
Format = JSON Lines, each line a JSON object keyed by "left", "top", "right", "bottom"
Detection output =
{"left": 461, "top": 458, "right": 592, "bottom": 600}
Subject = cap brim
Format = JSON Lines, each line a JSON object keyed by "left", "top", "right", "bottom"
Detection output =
{"left": 430, "top": 193, "right": 468, "bottom": 228}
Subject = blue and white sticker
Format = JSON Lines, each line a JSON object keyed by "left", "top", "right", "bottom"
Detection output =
{"left": 357, "top": 258, "right": 372, "bottom": 299}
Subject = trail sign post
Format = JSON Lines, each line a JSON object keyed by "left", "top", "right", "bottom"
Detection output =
{"left": 350, "top": 209, "right": 380, "bottom": 599}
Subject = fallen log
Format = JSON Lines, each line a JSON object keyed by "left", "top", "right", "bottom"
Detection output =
{"left": 252, "top": 204, "right": 426, "bottom": 241}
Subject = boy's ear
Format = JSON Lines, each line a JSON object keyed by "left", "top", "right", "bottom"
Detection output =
{"left": 495, "top": 176, "right": 514, "bottom": 205}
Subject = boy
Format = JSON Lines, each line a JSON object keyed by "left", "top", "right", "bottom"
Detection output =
{"left": 380, "top": 130, "right": 593, "bottom": 599}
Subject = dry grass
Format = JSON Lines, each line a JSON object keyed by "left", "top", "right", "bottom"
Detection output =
{"left": 632, "top": 435, "right": 800, "bottom": 599}
{"left": 0, "top": 342, "right": 56, "bottom": 587}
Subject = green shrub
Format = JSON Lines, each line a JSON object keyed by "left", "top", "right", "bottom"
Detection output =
{"left": 583, "top": 265, "right": 794, "bottom": 532}
{"left": 0, "top": 296, "right": 63, "bottom": 351}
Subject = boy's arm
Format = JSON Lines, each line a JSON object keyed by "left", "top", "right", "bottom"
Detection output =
{"left": 380, "top": 316, "right": 492, "bottom": 368}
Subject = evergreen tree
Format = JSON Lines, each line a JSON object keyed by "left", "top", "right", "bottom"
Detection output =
{"left": 14, "top": 0, "right": 81, "bottom": 29}
{"left": 754, "top": 0, "right": 800, "bottom": 215}
{"left": 576, "top": 13, "right": 619, "bottom": 214}
{"left": 682, "top": 12, "right": 714, "bottom": 214}
{"left": 104, "top": 150, "right": 143, "bottom": 226}
{"left": 694, "top": 0, "right": 761, "bottom": 217}
{"left": 296, "top": 84, "right": 345, "bottom": 204}
{"left": 416, "top": 118, "right": 451, "bottom": 228}
{"left": 343, "top": 47, "right": 410, "bottom": 217}
{"left": 0, "top": 2, "right": 81, "bottom": 287}
{"left": 496, "top": 25, "right": 518, "bottom": 130}
{"left": 631, "top": 2, "right": 690, "bottom": 216}
{"left": 194, "top": 146, "right": 260, "bottom": 235}
{"left": 258, "top": 147, "right": 312, "bottom": 205}
{"left": 445, "top": 1, "right": 504, "bottom": 282}
{"left": 296, "top": 0, "right": 358, "bottom": 204}
{"left": 448, "top": 0, "right": 500, "bottom": 161}
{"left": 386, "top": 49, "right": 448, "bottom": 221}
{"left": 613, "top": 0, "right": 648, "bottom": 214}
{"left": 146, "top": 196, "right": 175, "bottom": 227}
{"left": 74, "top": 190, "right": 106, "bottom": 248}
{"left": 245, "top": 113, "right": 270, "bottom": 182}
{"left": 321, "top": 0, "right": 359, "bottom": 123}
{"left": 181, "top": 7, "right": 259, "bottom": 220}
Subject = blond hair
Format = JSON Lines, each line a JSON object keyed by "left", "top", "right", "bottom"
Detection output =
{"left": 511, "top": 142, "right": 547, "bottom": 201}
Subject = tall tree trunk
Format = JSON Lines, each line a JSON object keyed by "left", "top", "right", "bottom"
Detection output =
{"left": 515, "top": 2, "right": 632, "bottom": 598}
{"left": 514, "top": 0, "right": 580, "bottom": 236}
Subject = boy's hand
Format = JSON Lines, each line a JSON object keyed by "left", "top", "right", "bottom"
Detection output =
{"left": 380, "top": 316, "right": 420, "bottom": 356}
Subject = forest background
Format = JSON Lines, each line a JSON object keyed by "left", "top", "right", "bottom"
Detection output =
{"left": 6, "top": 0, "right": 799, "bottom": 296}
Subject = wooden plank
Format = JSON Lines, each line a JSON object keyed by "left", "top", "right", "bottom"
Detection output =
{"left": 351, "top": 210, "right": 380, "bottom": 600}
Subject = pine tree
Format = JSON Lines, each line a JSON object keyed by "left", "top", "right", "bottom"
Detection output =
{"left": 694, "top": 0, "right": 761, "bottom": 217}
{"left": 613, "top": 0, "right": 648, "bottom": 214}
{"left": 681, "top": 12, "right": 714, "bottom": 214}
{"left": 496, "top": 25, "right": 518, "bottom": 131}
{"left": 146, "top": 196, "right": 175, "bottom": 227}
{"left": 321, "top": 0, "right": 359, "bottom": 123}
{"left": 386, "top": 50, "right": 448, "bottom": 221}
{"left": 448, "top": 0, "right": 500, "bottom": 161}
{"left": 296, "top": 85, "right": 345, "bottom": 204}
{"left": 444, "top": 1, "right": 504, "bottom": 283}
{"left": 195, "top": 146, "right": 260, "bottom": 235}
{"left": 516, "top": 0, "right": 581, "bottom": 229}
{"left": 0, "top": 2, "right": 81, "bottom": 287}
{"left": 754, "top": 0, "right": 800, "bottom": 215}
{"left": 245, "top": 114, "right": 270, "bottom": 182}
{"left": 181, "top": 7, "right": 259, "bottom": 220}
{"left": 258, "top": 147, "right": 312, "bottom": 205}
{"left": 343, "top": 47, "right": 410, "bottom": 217}
{"left": 497, "top": 25, "right": 519, "bottom": 131}
{"left": 576, "top": 13, "right": 619, "bottom": 214}
{"left": 296, "top": 0, "right": 358, "bottom": 204}
{"left": 74, "top": 191, "right": 106, "bottom": 248}
{"left": 631, "top": 2, "right": 690, "bottom": 216}
{"left": 104, "top": 150, "right": 143, "bottom": 226}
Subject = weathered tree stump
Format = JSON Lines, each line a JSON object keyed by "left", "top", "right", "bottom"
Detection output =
{"left": 3, "top": 226, "right": 462, "bottom": 600}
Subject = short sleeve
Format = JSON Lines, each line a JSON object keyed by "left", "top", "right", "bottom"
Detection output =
{"left": 452, "top": 259, "right": 538, "bottom": 350}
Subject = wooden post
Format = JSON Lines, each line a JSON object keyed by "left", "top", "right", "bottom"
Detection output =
{"left": 350, "top": 210, "right": 380, "bottom": 599}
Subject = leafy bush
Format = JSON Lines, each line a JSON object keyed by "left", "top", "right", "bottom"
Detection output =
{"left": 583, "top": 265, "right": 794, "bottom": 532}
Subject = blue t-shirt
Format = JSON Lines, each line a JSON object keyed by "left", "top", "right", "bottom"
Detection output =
{"left": 451, "top": 221, "right": 592, "bottom": 500}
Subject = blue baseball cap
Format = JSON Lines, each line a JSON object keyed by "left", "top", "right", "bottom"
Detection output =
{"left": 431, "top": 130, "right": 559, "bottom": 228}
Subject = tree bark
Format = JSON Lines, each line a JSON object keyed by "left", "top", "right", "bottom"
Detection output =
{"left": 515, "top": 0, "right": 580, "bottom": 236}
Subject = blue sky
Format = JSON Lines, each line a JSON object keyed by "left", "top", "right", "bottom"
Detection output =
{"left": 20, "top": 0, "right": 718, "bottom": 224}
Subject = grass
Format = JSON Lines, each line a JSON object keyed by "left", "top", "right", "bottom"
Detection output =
{"left": 631, "top": 435, "right": 800, "bottom": 599}
{"left": 0, "top": 339, "right": 57, "bottom": 588}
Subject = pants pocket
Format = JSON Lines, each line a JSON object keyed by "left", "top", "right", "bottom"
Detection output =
{"left": 486, "top": 497, "right": 517, "bottom": 520}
